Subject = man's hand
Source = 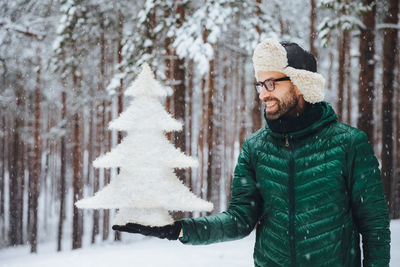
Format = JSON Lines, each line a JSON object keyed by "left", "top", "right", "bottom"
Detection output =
{"left": 112, "top": 221, "right": 182, "bottom": 241}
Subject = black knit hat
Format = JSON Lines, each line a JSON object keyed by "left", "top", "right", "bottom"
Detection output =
{"left": 280, "top": 42, "right": 317, "bottom": 73}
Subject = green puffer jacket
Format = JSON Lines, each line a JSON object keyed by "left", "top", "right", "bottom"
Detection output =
{"left": 179, "top": 101, "right": 390, "bottom": 266}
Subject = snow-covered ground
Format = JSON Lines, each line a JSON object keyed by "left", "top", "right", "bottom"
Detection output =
{"left": 0, "top": 233, "right": 254, "bottom": 267}
{"left": 1, "top": 220, "right": 399, "bottom": 267}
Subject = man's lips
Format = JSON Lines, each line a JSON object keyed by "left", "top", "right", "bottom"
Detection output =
{"left": 265, "top": 101, "right": 277, "bottom": 108}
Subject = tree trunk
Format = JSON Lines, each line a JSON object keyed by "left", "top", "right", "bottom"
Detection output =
{"left": 30, "top": 51, "right": 41, "bottom": 253}
{"left": 41, "top": 112, "right": 49, "bottom": 231}
{"left": 224, "top": 54, "right": 233, "bottom": 206}
{"left": 173, "top": 4, "right": 186, "bottom": 187}
{"left": 88, "top": 98, "right": 97, "bottom": 241}
{"left": 231, "top": 44, "right": 241, "bottom": 207}
{"left": 187, "top": 59, "right": 194, "bottom": 192}
{"left": 309, "top": 0, "right": 318, "bottom": 58}
{"left": 346, "top": 33, "right": 352, "bottom": 125}
{"left": 239, "top": 56, "right": 248, "bottom": 148}
{"left": 172, "top": 67, "right": 186, "bottom": 178}
{"left": 0, "top": 111, "right": 5, "bottom": 239}
{"left": 114, "top": 10, "right": 124, "bottom": 242}
{"left": 72, "top": 110, "right": 83, "bottom": 249}
{"left": 91, "top": 108, "right": 100, "bottom": 244}
{"left": 92, "top": 11, "right": 107, "bottom": 244}
{"left": 18, "top": 86, "right": 25, "bottom": 245}
{"left": 252, "top": 0, "right": 262, "bottom": 132}
{"left": 395, "top": 54, "right": 400, "bottom": 219}
{"left": 357, "top": 0, "right": 376, "bottom": 144}
{"left": 9, "top": 79, "right": 24, "bottom": 246}
{"left": 213, "top": 46, "right": 224, "bottom": 213}
{"left": 103, "top": 101, "right": 112, "bottom": 241}
{"left": 27, "top": 92, "right": 33, "bottom": 238}
{"left": 199, "top": 75, "right": 207, "bottom": 207}
{"left": 164, "top": 8, "right": 173, "bottom": 142}
{"left": 206, "top": 55, "right": 215, "bottom": 215}
{"left": 72, "top": 53, "right": 83, "bottom": 248}
{"left": 57, "top": 90, "right": 67, "bottom": 252}
{"left": 198, "top": 28, "right": 209, "bottom": 211}
{"left": 381, "top": 0, "right": 399, "bottom": 216}
{"left": 0, "top": 61, "right": 6, "bottom": 238}
{"left": 327, "top": 51, "right": 334, "bottom": 92}
{"left": 87, "top": 101, "right": 94, "bottom": 186}
{"left": 337, "top": 31, "right": 348, "bottom": 121}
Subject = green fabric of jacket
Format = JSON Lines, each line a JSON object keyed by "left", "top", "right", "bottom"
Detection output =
{"left": 179, "top": 101, "right": 390, "bottom": 266}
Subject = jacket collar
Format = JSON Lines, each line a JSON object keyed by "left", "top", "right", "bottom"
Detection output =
{"left": 264, "top": 101, "right": 337, "bottom": 139}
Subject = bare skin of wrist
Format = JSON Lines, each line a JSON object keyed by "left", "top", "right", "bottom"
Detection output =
{"left": 179, "top": 228, "right": 183, "bottom": 238}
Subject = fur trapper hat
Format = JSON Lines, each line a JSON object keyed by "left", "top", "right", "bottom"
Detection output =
{"left": 252, "top": 39, "right": 324, "bottom": 103}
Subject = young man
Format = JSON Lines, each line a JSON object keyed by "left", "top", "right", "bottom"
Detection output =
{"left": 113, "top": 39, "right": 390, "bottom": 266}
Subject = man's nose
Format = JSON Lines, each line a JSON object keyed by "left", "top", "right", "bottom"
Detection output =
{"left": 259, "top": 88, "right": 272, "bottom": 101}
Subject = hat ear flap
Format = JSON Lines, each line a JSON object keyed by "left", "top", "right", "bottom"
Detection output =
{"left": 284, "top": 67, "right": 325, "bottom": 104}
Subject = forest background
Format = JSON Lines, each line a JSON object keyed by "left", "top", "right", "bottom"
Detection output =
{"left": 0, "top": 0, "right": 399, "bottom": 254}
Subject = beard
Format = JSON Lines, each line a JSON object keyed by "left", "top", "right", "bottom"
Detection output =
{"left": 264, "top": 85, "right": 299, "bottom": 120}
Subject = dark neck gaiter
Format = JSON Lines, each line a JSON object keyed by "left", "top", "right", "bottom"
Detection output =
{"left": 264, "top": 102, "right": 323, "bottom": 134}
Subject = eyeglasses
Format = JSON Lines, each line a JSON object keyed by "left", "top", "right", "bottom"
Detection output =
{"left": 255, "top": 77, "right": 291, "bottom": 93}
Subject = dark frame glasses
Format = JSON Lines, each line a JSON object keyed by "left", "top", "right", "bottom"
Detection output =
{"left": 255, "top": 77, "right": 291, "bottom": 93}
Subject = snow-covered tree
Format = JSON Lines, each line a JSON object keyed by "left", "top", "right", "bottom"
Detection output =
{"left": 317, "top": 0, "right": 368, "bottom": 47}
{"left": 76, "top": 63, "right": 213, "bottom": 226}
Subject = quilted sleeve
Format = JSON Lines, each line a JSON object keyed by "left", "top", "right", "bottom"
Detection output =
{"left": 179, "top": 139, "right": 262, "bottom": 245}
{"left": 347, "top": 131, "right": 391, "bottom": 266}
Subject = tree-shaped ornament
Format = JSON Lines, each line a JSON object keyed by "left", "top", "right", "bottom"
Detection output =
{"left": 75, "top": 63, "right": 213, "bottom": 226}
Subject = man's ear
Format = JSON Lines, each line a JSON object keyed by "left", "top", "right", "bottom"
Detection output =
{"left": 293, "top": 85, "right": 302, "bottom": 96}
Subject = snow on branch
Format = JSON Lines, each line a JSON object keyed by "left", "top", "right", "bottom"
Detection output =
{"left": 0, "top": 18, "right": 46, "bottom": 40}
{"left": 376, "top": 23, "right": 400, "bottom": 30}
{"left": 173, "top": 0, "right": 234, "bottom": 76}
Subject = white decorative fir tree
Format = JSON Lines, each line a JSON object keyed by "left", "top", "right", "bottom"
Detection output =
{"left": 76, "top": 63, "right": 213, "bottom": 226}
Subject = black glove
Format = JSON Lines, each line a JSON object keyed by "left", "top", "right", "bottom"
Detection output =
{"left": 112, "top": 221, "right": 182, "bottom": 241}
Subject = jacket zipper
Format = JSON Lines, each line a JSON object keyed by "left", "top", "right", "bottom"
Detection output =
{"left": 287, "top": 134, "right": 296, "bottom": 266}
{"left": 285, "top": 134, "right": 289, "bottom": 147}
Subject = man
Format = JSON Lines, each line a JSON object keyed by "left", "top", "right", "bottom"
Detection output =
{"left": 113, "top": 39, "right": 391, "bottom": 266}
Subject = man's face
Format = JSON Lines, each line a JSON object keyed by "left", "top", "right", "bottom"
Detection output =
{"left": 257, "top": 70, "right": 303, "bottom": 120}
